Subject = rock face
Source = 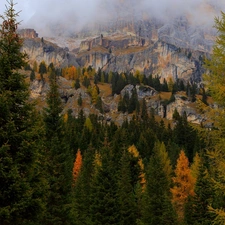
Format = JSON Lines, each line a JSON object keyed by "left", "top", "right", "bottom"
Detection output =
{"left": 76, "top": 36, "right": 208, "bottom": 83}
{"left": 18, "top": 29, "right": 38, "bottom": 39}
{"left": 22, "top": 13, "right": 213, "bottom": 84}
{"left": 22, "top": 38, "right": 79, "bottom": 68}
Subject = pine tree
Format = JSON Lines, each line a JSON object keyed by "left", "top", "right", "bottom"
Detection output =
{"left": 0, "top": 1, "right": 47, "bottom": 224}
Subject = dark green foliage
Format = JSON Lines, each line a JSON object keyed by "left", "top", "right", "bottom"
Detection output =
{"left": 95, "top": 96, "right": 103, "bottom": 113}
{"left": 0, "top": 1, "right": 47, "bottom": 224}
{"left": 30, "top": 70, "right": 35, "bottom": 81}
{"left": 185, "top": 158, "right": 214, "bottom": 225}
{"left": 173, "top": 111, "right": 199, "bottom": 162}
{"left": 39, "top": 61, "right": 47, "bottom": 80}
{"left": 43, "top": 73, "right": 73, "bottom": 225}
{"left": 74, "top": 78, "right": 80, "bottom": 90}
{"left": 90, "top": 147, "right": 119, "bottom": 225}
{"left": 117, "top": 150, "right": 139, "bottom": 225}
{"left": 141, "top": 143, "right": 177, "bottom": 225}
{"left": 70, "top": 148, "right": 95, "bottom": 225}
{"left": 82, "top": 76, "right": 90, "bottom": 88}
{"left": 78, "top": 93, "right": 82, "bottom": 106}
{"left": 201, "top": 88, "right": 208, "bottom": 105}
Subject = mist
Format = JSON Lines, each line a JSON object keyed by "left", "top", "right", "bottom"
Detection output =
{"left": 1, "top": 0, "right": 225, "bottom": 37}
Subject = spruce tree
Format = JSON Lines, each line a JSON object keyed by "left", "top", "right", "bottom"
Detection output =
{"left": 117, "top": 150, "right": 138, "bottom": 225}
{"left": 89, "top": 147, "right": 119, "bottom": 225}
{"left": 141, "top": 142, "right": 177, "bottom": 225}
{"left": 185, "top": 157, "right": 214, "bottom": 225}
{"left": 43, "top": 72, "right": 73, "bottom": 225}
{"left": 0, "top": 1, "right": 47, "bottom": 224}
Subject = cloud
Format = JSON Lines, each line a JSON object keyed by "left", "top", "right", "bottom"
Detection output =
{"left": 1, "top": 0, "right": 225, "bottom": 36}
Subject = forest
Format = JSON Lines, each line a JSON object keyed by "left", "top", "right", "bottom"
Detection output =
{"left": 1, "top": 1, "right": 225, "bottom": 225}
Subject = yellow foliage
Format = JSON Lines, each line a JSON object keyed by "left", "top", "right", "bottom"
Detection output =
{"left": 128, "top": 145, "right": 139, "bottom": 158}
{"left": 63, "top": 113, "right": 68, "bottom": 123}
{"left": 128, "top": 145, "right": 146, "bottom": 189}
{"left": 171, "top": 150, "right": 196, "bottom": 222}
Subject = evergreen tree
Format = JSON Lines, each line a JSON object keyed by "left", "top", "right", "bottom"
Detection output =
{"left": 89, "top": 147, "right": 119, "bottom": 225}
{"left": 0, "top": 1, "right": 47, "bottom": 224}
{"left": 43, "top": 72, "right": 73, "bottom": 225}
{"left": 141, "top": 142, "right": 177, "bottom": 225}
{"left": 185, "top": 157, "right": 214, "bottom": 225}
{"left": 39, "top": 61, "right": 47, "bottom": 80}
{"left": 117, "top": 150, "right": 138, "bottom": 225}
{"left": 74, "top": 78, "right": 80, "bottom": 90}
{"left": 30, "top": 69, "right": 35, "bottom": 81}
{"left": 70, "top": 148, "right": 95, "bottom": 225}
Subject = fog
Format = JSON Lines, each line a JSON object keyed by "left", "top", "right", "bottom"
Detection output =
{"left": 1, "top": 0, "right": 225, "bottom": 36}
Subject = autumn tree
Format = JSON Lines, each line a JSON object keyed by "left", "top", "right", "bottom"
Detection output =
{"left": 0, "top": 1, "right": 47, "bottom": 224}
{"left": 73, "top": 149, "right": 82, "bottom": 183}
{"left": 171, "top": 150, "right": 195, "bottom": 223}
{"left": 203, "top": 11, "right": 225, "bottom": 224}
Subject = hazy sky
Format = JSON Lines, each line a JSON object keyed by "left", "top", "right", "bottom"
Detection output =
{"left": 0, "top": 0, "right": 225, "bottom": 36}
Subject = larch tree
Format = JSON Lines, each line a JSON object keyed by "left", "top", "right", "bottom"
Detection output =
{"left": 73, "top": 149, "right": 82, "bottom": 183}
{"left": 171, "top": 150, "right": 195, "bottom": 223}
{"left": 0, "top": 1, "right": 47, "bottom": 224}
{"left": 203, "top": 11, "right": 225, "bottom": 224}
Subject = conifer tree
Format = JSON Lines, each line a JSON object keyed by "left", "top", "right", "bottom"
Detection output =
{"left": 203, "top": 11, "right": 225, "bottom": 224}
{"left": 72, "top": 149, "right": 82, "bottom": 183}
{"left": 89, "top": 147, "right": 119, "bottom": 225}
{"left": 43, "top": 72, "right": 73, "bottom": 225}
{"left": 171, "top": 150, "right": 195, "bottom": 223}
{"left": 185, "top": 157, "right": 214, "bottom": 225}
{"left": 141, "top": 142, "right": 177, "bottom": 225}
{"left": 117, "top": 150, "right": 138, "bottom": 225}
{"left": 70, "top": 148, "right": 95, "bottom": 225}
{"left": 0, "top": 1, "right": 47, "bottom": 224}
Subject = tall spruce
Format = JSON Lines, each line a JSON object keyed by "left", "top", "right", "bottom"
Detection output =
{"left": 0, "top": 1, "right": 47, "bottom": 224}
{"left": 185, "top": 156, "right": 214, "bottom": 225}
{"left": 43, "top": 72, "right": 73, "bottom": 225}
{"left": 141, "top": 142, "right": 177, "bottom": 225}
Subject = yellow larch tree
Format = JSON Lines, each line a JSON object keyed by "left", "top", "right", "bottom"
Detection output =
{"left": 72, "top": 149, "right": 82, "bottom": 183}
{"left": 171, "top": 150, "right": 196, "bottom": 222}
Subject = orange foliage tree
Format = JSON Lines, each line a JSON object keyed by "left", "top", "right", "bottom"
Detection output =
{"left": 73, "top": 149, "right": 82, "bottom": 183}
{"left": 171, "top": 150, "right": 195, "bottom": 222}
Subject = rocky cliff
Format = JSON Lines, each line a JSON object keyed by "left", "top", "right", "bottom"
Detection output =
{"left": 76, "top": 34, "right": 208, "bottom": 83}
{"left": 20, "top": 30, "right": 79, "bottom": 68}
{"left": 22, "top": 12, "right": 214, "bottom": 84}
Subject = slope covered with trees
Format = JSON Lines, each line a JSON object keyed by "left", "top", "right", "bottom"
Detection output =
{"left": 1, "top": 1, "right": 225, "bottom": 225}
